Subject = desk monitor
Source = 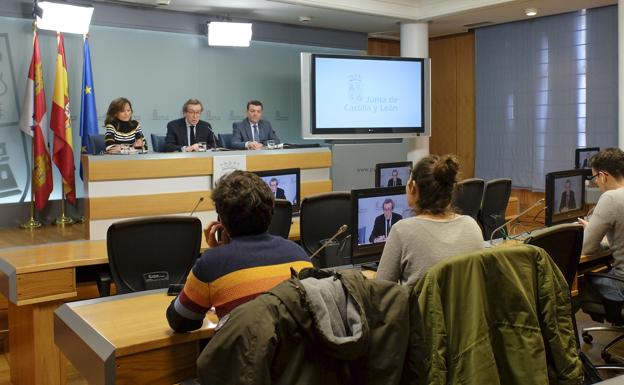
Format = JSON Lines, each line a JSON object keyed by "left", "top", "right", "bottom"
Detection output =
{"left": 575, "top": 147, "right": 599, "bottom": 169}
{"left": 375, "top": 161, "right": 412, "bottom": 188}
{"left": 351, "top": 186, "right": 411, "bottom": 261}
{"left": 545, "top": 169, "right": 587, "bottom": 226}
{"left": 254, "top": 168, "right": 301, "bottom": 215}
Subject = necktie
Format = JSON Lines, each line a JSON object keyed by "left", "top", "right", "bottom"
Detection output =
{"left": 252, "top": 124, "right": 259, "bottom": 142}
{"left": 189, "top": 125, "right": 196, "bottom": 145}
{"left": 386, "top": 220, "right": 390, "bottom": 236}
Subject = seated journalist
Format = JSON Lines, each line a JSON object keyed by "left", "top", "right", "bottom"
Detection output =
{"left": 231, "top": 100, "right": 280, "bottom": 150}
{"left": 579, "top": 148, "right": 624, "bottom": 301}
{"left": 104, "top": 97, "right": 147, "bottom": 153}
{"left": 376, "top": 154, "right": 484, "bottom": 286}
{"left": 167, "top": 170, "right": 312, "bottom": 332}
{"left": 165, "top": 99, "right": 216, "bottom": 152}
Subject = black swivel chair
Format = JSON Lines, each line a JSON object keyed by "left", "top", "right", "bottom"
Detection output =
{"left": 299, "top": 192, "right": 351, "bottom": 268}
{"left": 268, "top": 199, "right": 293, "bottom": 239}
{"left": 524, "top": 223, "right": 584, "bottom": 346}
{"left": 218, "top": 133, "right": 233, "bottom": 149}
{"left": 103, "top": 216, "right": 202, "bottom": 295}
{"left": 89, "top": 134, "right": 106, "bottom": 155}
{"left": 479, "top": 178, "right": 512, "bottom": 240}
{"left": 580, "top": 269, "right": 624, "bottom": 371}
{"left": 151, "top": 134, "right": 166, "bottom": 152}
{"left": 452, "top": 178, "right": 485, "bottom": 220}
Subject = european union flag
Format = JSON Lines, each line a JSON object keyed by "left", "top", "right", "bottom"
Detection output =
{"left": 79, "top": 36, "right": 98, "bottom": 179}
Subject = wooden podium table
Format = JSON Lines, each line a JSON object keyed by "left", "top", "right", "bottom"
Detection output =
{"left": 82, "top": 148, "right": 332, "bottom": 240}
{"left": 55, "top": 290, "right": 217, "bottom": 385}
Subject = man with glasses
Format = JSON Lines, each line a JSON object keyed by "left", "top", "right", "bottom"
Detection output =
{"left": 579, "top": 148, "right": 624, "bottom": 300}
{"left": 165, "top": 99, "right": 217, "bottom": 152}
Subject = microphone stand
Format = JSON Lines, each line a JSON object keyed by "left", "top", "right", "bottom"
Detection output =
{"left": 309, "top": 225, "right": 349, "bottom": 261}
{"left": 189, "top": 197, "right": 205, "bottom": 216}
{"left": 490, "top": 198, "right": 545, "bottom": 243}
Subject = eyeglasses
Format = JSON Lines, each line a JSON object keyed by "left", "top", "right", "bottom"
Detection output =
{"left": 588, "top": 172, "right": 602, "bottom": 181}
{"left": 186, "top": 110, "right": 202, "bottom": 116}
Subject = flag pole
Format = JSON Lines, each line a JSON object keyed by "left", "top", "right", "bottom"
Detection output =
{"left": 20, "top": 22, "right": 42, "bottom": 230}
{"left": 20, "top": 134, "right": 42, "bottom": 229}
{"left": 54, "top": 187, "right": 74, "bottom": 226}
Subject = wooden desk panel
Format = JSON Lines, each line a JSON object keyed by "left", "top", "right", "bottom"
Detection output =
{"left": 55, "top": 291, "right": 217, "bottom": 385}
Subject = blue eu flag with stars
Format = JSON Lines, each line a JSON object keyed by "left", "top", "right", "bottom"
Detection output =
{"left": 79, "top": 36, "right": 98, "bottom": 179}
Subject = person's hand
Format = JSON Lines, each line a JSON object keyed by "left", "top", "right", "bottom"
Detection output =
{"left": 248, "top": 141, "right": 263, "bottom": 150}
{"left": 373, "top": 235, "right": 386, "bottom": 243}
{"left": 107, "top": 144, "right": 121, "bottom": 154}
{"left": 204, "top": 221, "right": 230, "bottom": 248}
{"left": 577, "top": 217, "right": 588, "bottom": 228}
{"left": 185, "top": 143, "right": 200, "bottom": 152}
{"left": 134, "top": 138, "right": 144, "bottom": 148}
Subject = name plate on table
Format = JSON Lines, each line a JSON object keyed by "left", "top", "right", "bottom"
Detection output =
{"left": 213, "top": 154, "right": 246, "bottom": 187}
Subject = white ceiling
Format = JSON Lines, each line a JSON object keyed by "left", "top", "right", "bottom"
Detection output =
{"left": 99, "top": 0, "right": 617, "bottom": 37}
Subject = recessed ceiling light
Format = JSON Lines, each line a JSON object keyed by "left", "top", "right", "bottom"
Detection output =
{"left": 525, "top": 8, "right": 538, "bottom": 17}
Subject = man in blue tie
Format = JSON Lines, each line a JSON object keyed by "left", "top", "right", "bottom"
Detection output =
{"left": 231, "top": 100, "right": 280, "bottom": 150}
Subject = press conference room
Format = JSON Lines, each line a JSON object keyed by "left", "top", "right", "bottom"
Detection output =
{"left": 0, "top": 0, "right": 622, "bottom": 384}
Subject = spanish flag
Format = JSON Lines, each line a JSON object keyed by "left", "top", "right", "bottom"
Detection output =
{"left": 19, "top": 31, "right": 53, "bottom": 211}
{"left": 51, "top": 32, "right": 76, "bottom": 204}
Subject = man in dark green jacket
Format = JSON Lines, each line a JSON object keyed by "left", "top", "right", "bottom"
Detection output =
{"left": 196, "top": 269, "right": 415, "bottom": 385}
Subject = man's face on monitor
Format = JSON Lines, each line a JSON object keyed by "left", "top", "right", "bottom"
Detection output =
{"left": 269, "top": 181, "right": 277, "bottom": 193}
{"left": 383, "top": 202, "right": 393, "bottom": 220}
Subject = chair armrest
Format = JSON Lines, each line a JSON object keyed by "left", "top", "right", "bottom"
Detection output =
{"left": 97, "top": 271, "right": 112, "bottom": 297}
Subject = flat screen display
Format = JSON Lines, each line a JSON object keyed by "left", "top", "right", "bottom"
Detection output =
{"left": 375, "top": 161, "right": 412, "bottom": 187}
{"left": 301, "top": 53, "right": 430, "bottom": 140}
{"left": 545, "top": 169, "right": 587, "bottom": 226}
{"left": 351, "top": 186, "right": 410, "bottom": 259}
{"left": 254, "top": 168, "right": 301, "bottom": 214}
{"left": 575, "top": 147, "right": 600, "bottom": 169}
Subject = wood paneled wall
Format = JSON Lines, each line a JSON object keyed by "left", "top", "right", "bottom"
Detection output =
{"left": 367, "top": 33, "right": 476, "bottom": 179}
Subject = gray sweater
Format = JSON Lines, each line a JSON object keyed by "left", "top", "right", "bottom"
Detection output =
{"left": 376, "top": 215, "right": 484, "bottom": 286}
{"left": 582, "top": 187, "right": 624, "bottom": 274}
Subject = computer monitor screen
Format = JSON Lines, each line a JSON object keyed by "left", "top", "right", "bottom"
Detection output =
{"left": 254, "top": 168, "right": 301, "bottom": 214}
{"left": 575, "top": 147, "right": 600, "bottom": 169}
{"left": 545, "top": 169, "right": 587, "bottom": 226}
{"left": 351, "top": 186, "right": 411, "bottom": 260}
{"left": 375, "top": 161, "right": 412, "bottom": 188}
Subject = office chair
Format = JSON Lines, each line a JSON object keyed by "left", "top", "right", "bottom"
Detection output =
{"left": 478, "top": 178, "right": 512, "bottom": 240}
{"left": 580, "top": 271, "right": 624, "bottom": 371}
{"left": 412, "top": 245, "right": 582, "bottom": 383}
{"left": 524, "top": 223, "right": 584, "bottom": 347}
{"left": 218, "top": 133, "right": 233, "bottom": 149}
{"left": 268, "top": 199, "right": 293, "bottom": 239}
{"left": 299, "top": 192, "right": 351, "bottom": 268}
{"left": 103, "top": 216, "right": 202, "bottom": 295}
{"left": 88, "top": 134, "right": 106, "bottom": 155}
{"left": 452, "top": 178, "right": 485, "bottom": 220}
{"left": 150, "top": 133, "right": 166, "bottom": 152}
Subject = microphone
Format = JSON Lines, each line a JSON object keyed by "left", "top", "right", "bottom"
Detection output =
{"left": 309, "top": 224, "right": 349, "bottom": 260}
{"left": 210, "top": 129, "right": 219, "bottom": 151}
{"left": 190, "top": 197, "right": 204, "bottom": 216}
{"left": 490, "top": 198, "right": 545, "bottom": 242}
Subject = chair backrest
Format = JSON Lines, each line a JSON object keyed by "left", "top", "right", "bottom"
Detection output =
{"left": 299, "top": 192, "right": 352, "bottom": 256}
{"left": 106, "top": 216, "right": 202, "bottom": 294}
{"left": 452, "top": 178, "right": 485, "bottom": 220}
{"left": 218, "top": 133, "right": 233, "bottom": 149}
{"left": 150, "top": 134, "right": 166, "bottom": 152}
{"left": 268, "top": 199, "right": 293, "bottom": 239}
{"left": 479, "top": 178, "right": 512, "bottom": 239}
{"left": 524, "top": 223, "right": 584, "bottom": 288}
{"left": 89, "top": 134, "right": 106, "bottom": 155}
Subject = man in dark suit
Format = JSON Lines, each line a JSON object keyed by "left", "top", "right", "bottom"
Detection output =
{"left": 387, "top": 169, "right": 403, "bottom": 187}
{"left": 231, "top": 100, "right": 280, "bottom": 150}
{"left": 165, "top": 99, "right": 216, "bottom": 152}
{"left": 268, "top": 178, "right": 286, "bottom": 199}
{"left": 558, "top": 179, "right": 577, "bottom": 212}
{"left": 369, "top": 198, "right": 403, "bottom": 243}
